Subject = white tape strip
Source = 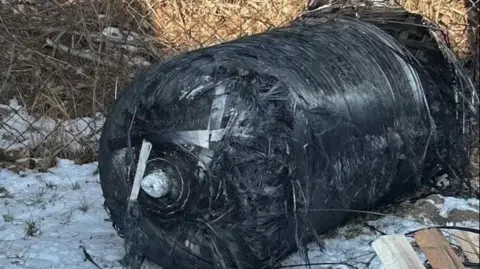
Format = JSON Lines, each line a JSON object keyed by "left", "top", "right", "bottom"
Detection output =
{"left": 129, "top": 139, "right": 152, "bottom": 202}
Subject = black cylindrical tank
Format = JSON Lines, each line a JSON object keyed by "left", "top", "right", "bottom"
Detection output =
{"left": 98, "top": 10, "right": 476, "bottom": 269}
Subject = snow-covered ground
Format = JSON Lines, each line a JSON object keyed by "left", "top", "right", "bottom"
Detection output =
{"left": 0, "top": 158, "right": 478, "bottom": 269}
{"left": 0, "top": 160, "right": 125, "bottom": 269}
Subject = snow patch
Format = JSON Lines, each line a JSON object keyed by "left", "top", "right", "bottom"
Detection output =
{"left": 0, "top": 99, "right": 104, "bottom": 153}
{"left": 438, "top": 196, "right": 480, "bottom": 218}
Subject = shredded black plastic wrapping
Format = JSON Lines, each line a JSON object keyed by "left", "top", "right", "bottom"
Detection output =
{"left": 98, "top": 3, "right": 478, "bottom": 269}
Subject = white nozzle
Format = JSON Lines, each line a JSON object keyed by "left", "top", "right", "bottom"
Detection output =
{"left": 140, "top": 170, "right": 172, "bottom": 198}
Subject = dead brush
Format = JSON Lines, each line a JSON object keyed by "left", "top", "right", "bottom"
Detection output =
{"left": 0, "top": 0, "right": 163, "bottom": 113}
{"left": 400, "top": 0, "right": 476, "bottom": 58}
{"left": 0, "top": 0, "right": 163, "bottom": 163}
{"left": 24, "top": 217, "right": 40, "bottom": 237}
{"left": 78, "top": 196, "right": 92, "bottom": 213}
{"left": 123, "top": 0, "right": 307, "bottom": 52}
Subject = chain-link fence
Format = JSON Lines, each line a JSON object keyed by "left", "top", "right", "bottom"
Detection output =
{"left": 0, "top": 0, "right": 478, "bottom": 170}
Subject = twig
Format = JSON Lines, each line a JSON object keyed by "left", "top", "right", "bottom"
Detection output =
{"left": 66, "top": 30, "right": 154, "bottom": 47}
{"left": 45, "top": 38, "right": 150, "bottom": 68}
{"left": 80, "top": 245, "right": 103, "bottom": 269}
{"left": 405, "top": 226, "right": 480, "bottom": 236}
{"left": 0, "top": 43, "right": 15, "bottom": 95}
{"left": 364, "top": 223, "right": 387, "bottom": 235}
{"left": 45, "top": 38, "right": 117, "bottom": 68}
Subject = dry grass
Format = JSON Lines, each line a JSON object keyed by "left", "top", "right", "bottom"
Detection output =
{"left": 0, "top": 0, "right": 163, "bottom": 161}
{"left": 0, "top": 0, "right": 477, "bottom": 164}
{"left": 0, "top": 1, "right": 161, "bottom": 120}
{"left": 401, "top": 0, "right": 478, "bottom": 58}
{"left": 129, "top": 0, "right": 306, "bottom": 52}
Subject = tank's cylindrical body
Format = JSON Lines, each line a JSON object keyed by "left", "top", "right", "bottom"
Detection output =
{"left": 98, "top": 16, "right": 468, "bottom": 269}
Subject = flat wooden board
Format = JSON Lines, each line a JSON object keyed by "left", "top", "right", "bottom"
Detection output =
{"left": 455, "top": 231, "right": 480, "bottom": 263}
{"left": 414, "top": 229, "right": 466, "bottom": 269}
{"left": 372, "top": 234, "right": 426, "bottom": 269}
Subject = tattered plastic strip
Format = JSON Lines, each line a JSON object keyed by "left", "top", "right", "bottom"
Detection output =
{"left": 170, "top": 127, "right": 253, "bottom": 150}
{"left": 195, "top": 83, "right": 227, "bottom": 169}
{"left": 428, "top": 29, "right": 479, "bottom": 114}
